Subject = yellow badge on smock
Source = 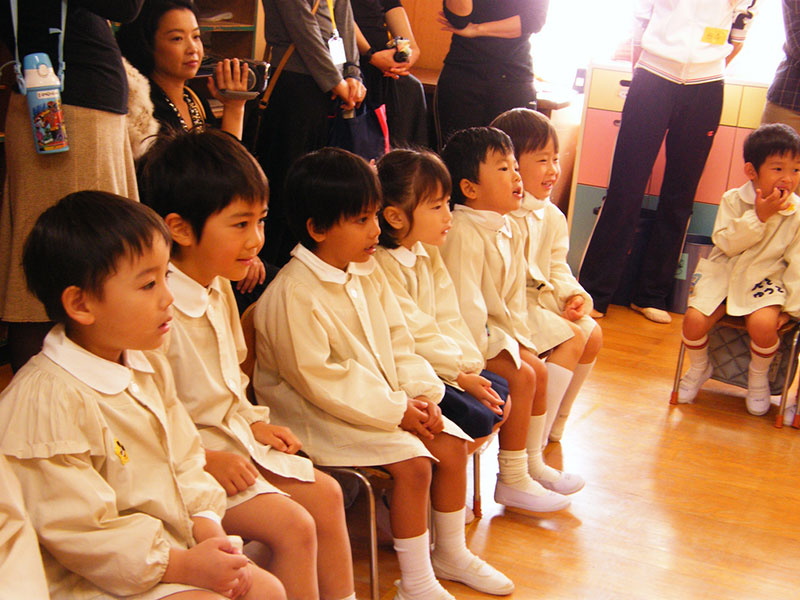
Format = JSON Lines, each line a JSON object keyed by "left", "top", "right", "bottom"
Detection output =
{"left": 114, "top": 439, "right": 129, "bottom": 465}
{"left": 701, "top": 27, "right": 729, "bottom": 45}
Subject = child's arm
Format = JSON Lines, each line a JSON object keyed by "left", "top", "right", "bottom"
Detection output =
{"left": 545, "top": 207, "right": 594, "bottom": 318}
{"left": 261, "top": 279, "right": 409, "bottom": 431}
{"left": 0, "top": 455, "right": 49, "bottom": 600}
{"left": 712, "top": 188, "right": 771, "bottom": 257}
{"left": 374, "top": 266, "right": 446, "bottom": 404}
{"left": 378, "top": 251, "right": 482, "bottom": 386}
{"left": 440, "top": 223, "right": 492, "bottom": 357}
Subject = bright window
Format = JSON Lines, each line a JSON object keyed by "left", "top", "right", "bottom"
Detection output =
{"left": 532, "top": 1, "right": 786, "bottom": 87}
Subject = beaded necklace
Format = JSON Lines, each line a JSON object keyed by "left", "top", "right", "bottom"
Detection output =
{"left": 161, "top": 87, "right": 205, "bottom": 131}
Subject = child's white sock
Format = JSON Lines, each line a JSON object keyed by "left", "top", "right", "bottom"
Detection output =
{"left": 684, "top": 333, "right": 710, "bottom": 371}
{"left": 549, "top": 359, "right": 595, "bottom": 442}
{"left": 677, "top": 334, "right": 712, "bottom": 403}
{"left": 525, "top": 413, "right": 563, "bottom": 483}
{"left": 543, "top": 362, "right": 575, "bottom": 446}
{"left": 393, "top": 531, "right": 446, "bottom": 599}
{"left": 746, "top": 339, "right": 779, "bottom": 415}
{"left": 497, "top": 449, "right": 549, "bottom": 496}
{"left": 431, "top": 508, "right": 473, "bottom": 564}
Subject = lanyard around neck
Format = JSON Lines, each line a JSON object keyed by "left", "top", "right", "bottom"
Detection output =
{"left": 325, "top": 0, "right": 337, "bottom": 35}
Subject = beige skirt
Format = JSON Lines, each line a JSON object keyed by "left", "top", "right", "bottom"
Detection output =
{"left": 0, "top": 93, "right": 138, "bottom": 322}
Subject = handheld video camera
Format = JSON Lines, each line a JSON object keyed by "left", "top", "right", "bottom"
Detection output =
{"left": 195, "top": 56, "right": 270, "bottom": 100}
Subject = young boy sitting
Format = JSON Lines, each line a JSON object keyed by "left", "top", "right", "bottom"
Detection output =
{"left": 678, "top": 123, "right": 800, "bottom": 418}
{"left": 0, "top": 191, "right": 283, "bottom": 599}
{"left": 491, "top": 108, "right": 603, "bottom": 446}
{"left": 252, "top": 147, "right": 513, "bottom": 599}
{"left": 138, "top": 129, "right": 357, "bottom": 600}
{"left": 440, "top": 127, "right": 584, "bottom": 512}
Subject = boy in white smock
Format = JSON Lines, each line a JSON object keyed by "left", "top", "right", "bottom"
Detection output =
{"left": 138, "top": 129, "right": 356, "bottom": 600}
{"left": 678, "top": 123, "right": 800, "bottom": 418}
{"left": 491, "top": 108, "right": 603, "bottom": 446}
{"left": 253, "top": 148, "right": 513, "bottom": 600}
{"left": 0, "top": 192, "right": 284, "bottom": 600}
{"left": 440, "top": 127, "right": 584, "bottom": 512}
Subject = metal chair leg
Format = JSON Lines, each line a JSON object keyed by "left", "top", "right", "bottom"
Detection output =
{"left": 777, "top": 329, "right": 800, "bottom": 428}
{"left": 472, "top": 451, "right": 482, "bottom": 519}
{"left": 671, "top": 342, "right": 686, "bottom": 405}
{"left": 324, "top": 467, "right": 380, "bottom": 600}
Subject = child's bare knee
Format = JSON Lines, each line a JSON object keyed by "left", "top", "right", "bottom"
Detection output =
{"left": 249, "top": 565, "right": 287, "bottom": 600}
{"left": 315, "top": 470, "right": 345, "bottom": 507}
{"left": 388, "top": 457, "right": 432, "bottom": 489}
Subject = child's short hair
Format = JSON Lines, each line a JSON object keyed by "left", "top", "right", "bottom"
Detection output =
{"left": 490, "top": 108, "right": 559, "bottom": 158}
{"left": 23, "top": 191, "right": 170, "bottom": 323}
{"left": 377, "top": 149, "right": 452, "bottom": 248}
{"left": 138, "top": 128, "right": 269, "bottom": 242}
{"left": 744, "top": 123, "right": 800, "bottom": 171}
{"left": 116, "top": 0, "right": 198, "bottom": 78}
{"left": 285, "top": 147, "right": 381, "bottom": 250}
{"left": 440, "top": 127, "right": 514, "bottom": 206}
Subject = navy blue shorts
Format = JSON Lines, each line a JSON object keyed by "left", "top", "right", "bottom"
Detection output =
{"left": 440, "top": 369, "right": 507, "bottom": 438}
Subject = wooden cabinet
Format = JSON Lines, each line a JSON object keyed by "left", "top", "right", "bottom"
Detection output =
{"left": 566, "top": 63, "right": 769, "bottom": 273}
{"left": 195, "top": 0, "right": 260, "bottom": 60}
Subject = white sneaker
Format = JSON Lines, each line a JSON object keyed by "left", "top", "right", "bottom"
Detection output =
{"left": 677, "top": 363, "right": 713, "bottom": 403}
{"left": 784, "top": 403, "right": 797, "bottom": 426}
{"left": 393, "top": 580, "right": 454, "bottom": 600}
{"left": 432, "top": 553, "right": 514, "bottom": 595}
{"left": 746, "top": 383, "right": 771, "bottom": 416}
{"left": 537, "top": 471, "right": 585, "bottom": 495}
{"left": 494, "top": 480, "right": 570, "bottom": 512}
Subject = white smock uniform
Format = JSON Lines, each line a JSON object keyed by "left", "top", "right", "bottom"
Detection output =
{"left": 440, "top": 205, "right": 537, "bottom": 367}
{"left": 0, "top": 326, "right": 227, "bottom": 600}
{"left": 688, "top": 182, "right": 800, "bottom": 318}
{"left": 0, "top": 453, "right": 50, "bottom": 599}
{"left": 508, "top": 191, "right": 597, "bottom": 352}
{"left": 159, "top": 266, "right": 315, "bottom": 509}
{"left": 375, "top": 242, "right": 485, "bottom": 387}
{"left": 253, "top": 244, "right": 470, "bottom": 467}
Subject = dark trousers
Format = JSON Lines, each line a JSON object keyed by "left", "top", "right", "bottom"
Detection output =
{"left": 255, "top": 71, "right": 333, "bottom": 267}
{"left": 435, "top": 63, "right": 536, "bottom": 148}
{"left": 578, "top": 68, "right": 724, "bottom": 312}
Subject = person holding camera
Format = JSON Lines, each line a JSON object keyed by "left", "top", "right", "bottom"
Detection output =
{"left": 256, "top": 0, "right": 366, "bottom": 267}
{"left": 117, "top": 0, "right": 251, "bottom": 140}
{"left": 352, "top": 0, "right": 428, "bottom": 147}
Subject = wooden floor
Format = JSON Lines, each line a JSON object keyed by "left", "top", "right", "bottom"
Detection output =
{"left": 344, "top": 305, "right": 800, "bottom": 600}
{"left": 3, "top": 305, "right": 800, "bottom": 599}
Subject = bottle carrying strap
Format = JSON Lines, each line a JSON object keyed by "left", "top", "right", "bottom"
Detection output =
{"left": 10, "top": 0, "right": 68, "bottom": 94}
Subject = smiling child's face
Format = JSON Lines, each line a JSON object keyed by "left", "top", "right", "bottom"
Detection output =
{"left": 518, "top": 136, "right": 561, "bottom": 200}
{"left": 748, "top": 152, "right": 800, "bottom": 199}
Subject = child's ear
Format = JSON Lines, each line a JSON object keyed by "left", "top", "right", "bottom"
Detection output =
{"left": 306, "top": 218, "right": 327, "bottom": 243}
{"left": 382, "top": 206, "right": 407, "bottom": 230}
{"left": 744, "top": 162, "right": 758, "bottom": 181}
{"left": 61, "top": 286, "right": 95, "bottom": 326}
{"left": 460, "top": 177, "right": 478, "bottom": 201}
{"left": 164, "top": 213, "right": 195, "bottom": 248}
